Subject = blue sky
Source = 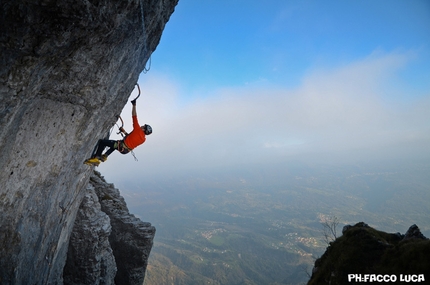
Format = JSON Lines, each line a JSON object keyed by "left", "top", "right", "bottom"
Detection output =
{"left": 100, "top": 0, "right": 430, "bottom": 179}
{"left": 151, "top": 0, "right": 430, "bottom": 94}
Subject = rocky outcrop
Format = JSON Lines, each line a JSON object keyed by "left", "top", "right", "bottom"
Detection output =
{"left": 403, "top": 224, "right": 427, "bottom": 240}
{"left": 63, "top": 177, "right": 117, "bottom": 285}
{"left": 308, "top": 222, "right": 430, "bottom": 285}
{"left": 0, "top": 0, "right": 177, "bottom": 284}
{"left": 64, "top": 171, "right": 155, "bottom": 285}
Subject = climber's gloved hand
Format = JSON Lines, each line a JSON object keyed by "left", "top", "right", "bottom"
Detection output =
{"left": 131, "top": 99, "right": 137, "bottom": 106}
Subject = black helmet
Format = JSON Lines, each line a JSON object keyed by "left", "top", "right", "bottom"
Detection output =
{"left": 144, "top": 124, "right": 152, "bottom": 135}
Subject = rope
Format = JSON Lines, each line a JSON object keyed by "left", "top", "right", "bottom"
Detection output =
{"left": 143, "top": 55, "right": 151, "bottom": 73}
{"left": 139, "top": 0, "right": 151, "bottom": 73}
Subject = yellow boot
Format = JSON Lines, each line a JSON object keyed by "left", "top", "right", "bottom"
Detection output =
{"left": 84, "top": 157, "right": 101, "bottom": 166}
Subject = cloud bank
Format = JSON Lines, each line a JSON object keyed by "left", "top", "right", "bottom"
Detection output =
{"left": 100, "top": 51, "right": 430, "bottom": 178}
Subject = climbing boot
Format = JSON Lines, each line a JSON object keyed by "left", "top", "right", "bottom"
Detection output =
{"left": 84, "top": 157, "right": 101, "bottom": 166}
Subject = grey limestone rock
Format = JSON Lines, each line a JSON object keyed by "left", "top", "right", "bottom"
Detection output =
{"left": 64, "top": 171, "right": 155, "bottom": 285}
{"left": 63, "top": 182, "right": 117, "bottom": 285}
{"left": 89, "top": 171, "right": 156, "bottom": 285}
{"left": 0, "top": 0, "right": 177, "bottom": 284}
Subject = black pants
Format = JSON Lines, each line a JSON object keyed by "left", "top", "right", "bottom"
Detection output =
{"left": 94, "top": 139, "right": 129, "bottom": 158}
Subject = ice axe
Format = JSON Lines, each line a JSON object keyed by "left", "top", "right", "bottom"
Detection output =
{"left": 130, "top": 83, "right": 141, "bottom": 105}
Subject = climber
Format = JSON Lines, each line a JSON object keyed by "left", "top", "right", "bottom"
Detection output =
{"left": 84, "top": 99, "right": 152, "bottom": 166}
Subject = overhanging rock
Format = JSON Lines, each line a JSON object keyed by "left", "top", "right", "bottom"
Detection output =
{"left": 0, "top": 0, "right": 178, "bottom": 284}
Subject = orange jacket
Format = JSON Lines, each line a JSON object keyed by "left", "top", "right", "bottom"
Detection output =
{"left": 124, "top": 116, "right": 146, "bottom": 149}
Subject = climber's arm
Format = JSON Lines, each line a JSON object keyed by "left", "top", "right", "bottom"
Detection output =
{"left": 132, "top": 102, "right": 137, "bottom": 116}
{"left": 131, "top": 99, "right": 137, "bottom": 116}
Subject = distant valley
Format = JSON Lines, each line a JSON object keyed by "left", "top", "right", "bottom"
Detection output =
{"left": 111, "top": 160, "right": 430, "bottom": 284}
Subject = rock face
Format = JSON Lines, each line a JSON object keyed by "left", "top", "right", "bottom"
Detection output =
{"left": 0, "top": 0, "right": 177, "bottom": 284}
{"left": 57, "top": 170, "right": 154, "bottom": 285}
{"left": 64, "top": 171, "right": 155, "bottom": 285}
{"left": 403, "top": 224, "right": 426, "bottom": 240}
{"left": 63, "top": 174, "right": 117, "bottom": 285}
{"left": 308, "top": 222, "right": 430, "bottom": 285}
{"left": 95, "top": 171, "right": 156, "bottom": 285}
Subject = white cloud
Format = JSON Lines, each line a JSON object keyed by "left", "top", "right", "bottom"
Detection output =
{"left": 100, "top": 51, "right": 430, "bottom": 179}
